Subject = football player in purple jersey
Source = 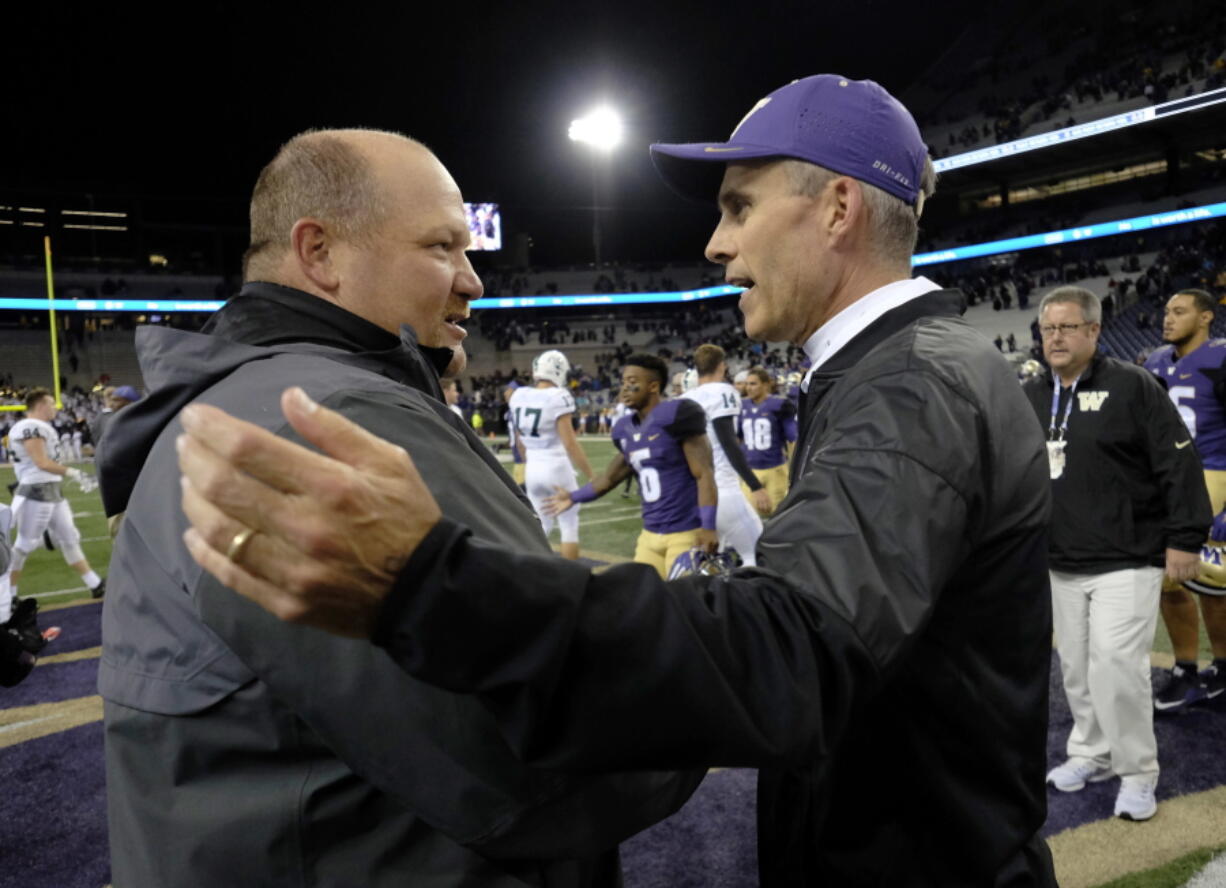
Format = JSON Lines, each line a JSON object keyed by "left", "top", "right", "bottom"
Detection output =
{"left": 740, "top": 367, "right": 798, "bottom": 512}
{"left": 1145, "top": 288, "right": 1226, "bottom": 708}
{"left": 546, "top": 353, "right": 717, "bottom": 577}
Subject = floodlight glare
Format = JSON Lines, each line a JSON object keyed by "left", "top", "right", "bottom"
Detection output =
{"left": 568, "top": 107, "right": 623, "bottom": 151}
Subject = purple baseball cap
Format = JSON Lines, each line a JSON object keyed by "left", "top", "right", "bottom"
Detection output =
{"left": 113, "top": 385, "right": 141, "bottom": 402}
{"left": 650, "top": 74, "right": 928, "bottom": 206}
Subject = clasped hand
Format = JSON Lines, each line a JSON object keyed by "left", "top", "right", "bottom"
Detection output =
{"left": 176, "top": 387, "right": 440, "bottom": 637}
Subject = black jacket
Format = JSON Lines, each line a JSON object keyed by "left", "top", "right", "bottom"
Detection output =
{"left": 1023, "top": 354, "right": 1211, "bottom": 573}
{"left": 97, "top": 283, "right": 702, "bottom": 888}
{"left": 375, "top": 289, "right": 1059, "bottom": 887}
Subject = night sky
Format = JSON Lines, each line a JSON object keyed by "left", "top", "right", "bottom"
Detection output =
{"left": 5, "top": 1, "right": 987, "bottom": 268}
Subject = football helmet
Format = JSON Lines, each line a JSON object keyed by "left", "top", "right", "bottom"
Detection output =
{"left": 1184, "top": 543, "right": 1226, "bottom": 597}
{"left": 682, "top": 368, "right": 699, "bottom": 392}
{"left": 732, "top": 369, "right": 749, "bottom": 385}
{"left": 667, "top": 548, "right": 739, "bottom": 580}
{"left": 532, "top": 350, "right": 570, "bottom": 388}
{"left": 1019, "top": 360, "right": 1044, "bottom": 380}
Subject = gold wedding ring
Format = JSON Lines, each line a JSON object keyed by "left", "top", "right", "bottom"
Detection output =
{"left": 226, "top": 527, "right": 257, "bottom": 563}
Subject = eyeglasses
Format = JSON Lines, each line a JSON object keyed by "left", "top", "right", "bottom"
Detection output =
{"left": 1039, "top": 322, "right": 1093, "bottom": 338}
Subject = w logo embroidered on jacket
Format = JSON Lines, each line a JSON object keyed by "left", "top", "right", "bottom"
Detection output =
{"left": 1078, "top": 391, "right": 1110, "bottom": 412}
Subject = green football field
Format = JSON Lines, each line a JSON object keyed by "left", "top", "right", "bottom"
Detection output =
{"left": 1, "top": 434, "right": 1216, "bottom": 661}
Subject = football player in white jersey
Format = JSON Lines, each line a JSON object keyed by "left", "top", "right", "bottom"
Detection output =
{"left": 509, "top": 351, "right": 594, "bottom": 560}
{"left": 6, "top": 388, "right": 105, "bottom": 615}
{"left": 683, "top": 344, "right": 770, "bottom": 566}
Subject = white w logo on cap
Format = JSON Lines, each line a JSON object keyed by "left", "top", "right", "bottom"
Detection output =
{"left": 730, "top": 97, "right": 772, "bottom": 138}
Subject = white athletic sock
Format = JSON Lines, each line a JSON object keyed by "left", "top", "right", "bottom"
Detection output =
{"left": 83, "top": 571, "right": 101, "bottom": 589}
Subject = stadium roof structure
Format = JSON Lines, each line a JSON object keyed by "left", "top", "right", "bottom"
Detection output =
{"left": 933, "top": 91, "right": 1226, "bottom": 194}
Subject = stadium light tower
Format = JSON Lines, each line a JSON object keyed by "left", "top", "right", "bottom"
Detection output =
{"left": 568, "top": 106, "right": 623, "bottom": 268}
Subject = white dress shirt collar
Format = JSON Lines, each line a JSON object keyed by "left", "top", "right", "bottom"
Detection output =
{"left": 801, "top": 276, "right": 942, "bottom": 390}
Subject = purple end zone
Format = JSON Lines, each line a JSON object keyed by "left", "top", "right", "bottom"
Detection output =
{"left": 622, "top": 768, "right": 759, "bottom": 888}
{"left": 4, "top": 658, "right": 101, "bottom": 708}
{"left": 1042, "top": 655, "right": 1226, "bottom": 837}
{"left": 0, "top": 721, "right": 109, "bottom": 888}
{"left": 33, "top": 601, "right": 102, "bottom": 655}
{"left": 2, "top": 650, "right": 1224, "bottom": 885}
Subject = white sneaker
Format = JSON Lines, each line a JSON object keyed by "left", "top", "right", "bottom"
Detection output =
{"left": 1114, "top": 774, "right": 1158, "bottom": 821}
{"left": 1046, "top": 757, "right": 1113, "bottom": 792}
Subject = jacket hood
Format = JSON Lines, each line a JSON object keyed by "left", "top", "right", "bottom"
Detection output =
{"left": 98, "top": 283, "right": 456, "bottom": 517}
{"left": 98, "top": 327, "right": 269, "bottom": 516}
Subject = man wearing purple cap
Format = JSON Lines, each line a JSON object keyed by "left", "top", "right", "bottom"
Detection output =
{"left": 90, "top": 384, "right": 142, "bottom": 451}
{"left": 176, "top": 76, "right": 1057, "bottom": 886}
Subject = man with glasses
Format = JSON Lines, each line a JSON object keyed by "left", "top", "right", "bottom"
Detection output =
{"left": 1023, "top": 286, "right": 1210, "bottom": 822}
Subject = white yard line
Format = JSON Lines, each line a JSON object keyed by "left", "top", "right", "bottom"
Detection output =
{"left": 27, "top": 586, "right": 92, "bottom": 599}
{"left": 0, "top": 714, "right": 61, "bottom": 734}
{"left": 580, "top": 503, "right": 639, "bottom": 514}
{"left": 578, "top": 513, "right": 643, "bottom": 528}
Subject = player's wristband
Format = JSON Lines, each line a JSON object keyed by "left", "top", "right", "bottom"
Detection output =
{"left": 65, "top": 467, "right": 82, "bottom": 483}
{"left": 699, "top": 505, "right": 717, "bottom": 531}
{"left": 1211, "top": 509, "right": 1226, "bottom": 543}
{"left": 571, "top": 483, "right": 597, "bottom": 503}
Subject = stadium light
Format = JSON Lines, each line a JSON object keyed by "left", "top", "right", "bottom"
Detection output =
{"left": 569, "top": 105, "right": 623, "bottom": 269}
{"left": 568, "top": 107, "right": 623, "bottom": 152}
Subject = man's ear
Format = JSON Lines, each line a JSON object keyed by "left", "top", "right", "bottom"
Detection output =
{"left": 824, "top": 177, "right": 866, "bottom": 251}
{"left": 289, "top": 218, "right": 340, "bottom": 291}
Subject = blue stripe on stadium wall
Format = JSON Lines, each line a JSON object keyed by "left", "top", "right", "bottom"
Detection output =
{"left": 910, "top": 201, "right": 1226, "bottom": 267}
{"left": 0, "top": 298, "right": 228, "bottom": 311}
{"left": 1, "top": 200, "right": 1224, "bottom": 312}
{"left": 468, "top": 285, "right": 743, "bottom": 309}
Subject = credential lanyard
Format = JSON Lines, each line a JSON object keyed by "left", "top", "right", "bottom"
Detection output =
{"left": 1049, "top": 374, "right": 1080, "bottom": 441}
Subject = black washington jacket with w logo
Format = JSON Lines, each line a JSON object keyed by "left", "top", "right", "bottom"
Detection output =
{"left": 1022, "top": 353, "right": 1211, "bottom": 573}
{"left": 376, "top": 289, "right": 1061, "bottom": 887}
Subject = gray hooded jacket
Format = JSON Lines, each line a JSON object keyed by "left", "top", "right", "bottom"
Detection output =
{"left": 98, "top": 283, "right": 701, "bottom": 888}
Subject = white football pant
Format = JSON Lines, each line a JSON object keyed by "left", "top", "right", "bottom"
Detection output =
{"left": 525, "top": 456, "right": 580, "bottom": 544}
{"left": 1050, "top": 566, "right": 1161, "bottom": 779}
{"left": 717, "top": 484, "right": 762, "bottom": 567}
{"left": 10, "top": 495, "right": 86, "bottom": 569}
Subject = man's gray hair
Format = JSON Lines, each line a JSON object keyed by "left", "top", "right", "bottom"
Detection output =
{"left": 243, "top": 129, "right": 405, "bottom": 280}
{"left": 1039, "top": 286, "right": 1102, "bottom": 324}
{"left": 782, "top": 156, "right": 937, "bottom": 267}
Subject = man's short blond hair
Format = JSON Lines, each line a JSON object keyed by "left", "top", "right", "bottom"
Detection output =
{"left": 782, "top": 157, "right": 937, "bottom": 268}
{"left": 693, "top": 343, "right": 726, "bottom": 376}
{"left": 243, "top": 129, "right": 406, "bottom": 280}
